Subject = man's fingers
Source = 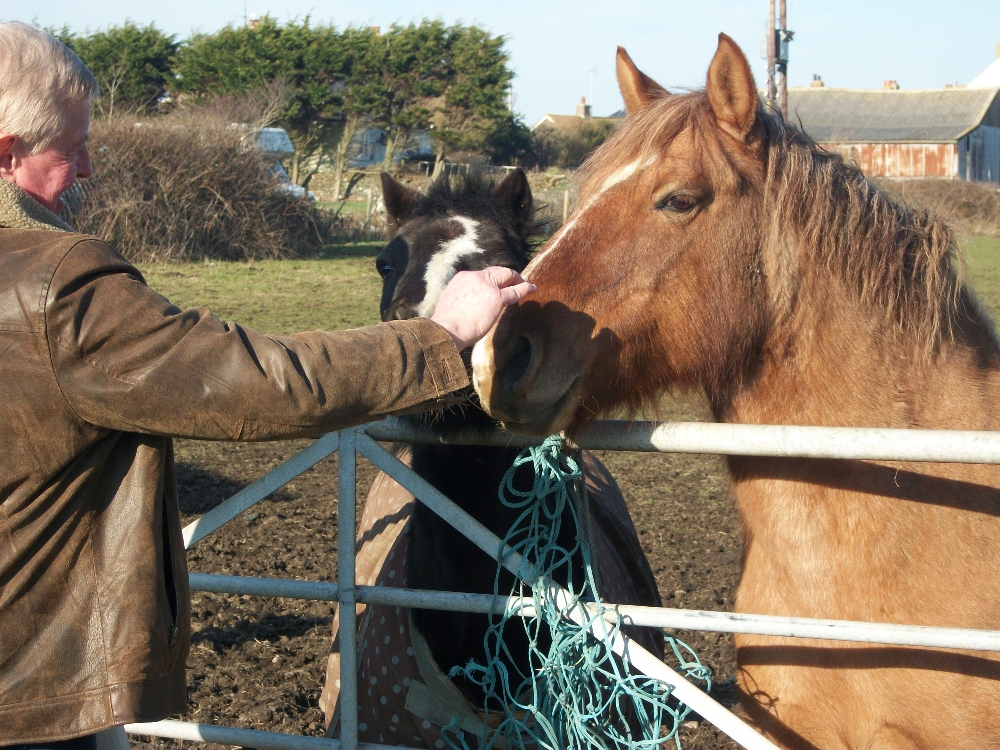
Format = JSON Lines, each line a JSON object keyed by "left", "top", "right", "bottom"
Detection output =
{"left": 483, "top": 266, "right": 525, "bottom": 288}
{"left": 498, "top": 281, "right": 536, "bottom": 305}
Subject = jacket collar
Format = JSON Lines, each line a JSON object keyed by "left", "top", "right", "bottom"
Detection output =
{"left": 0, "top": 180, "right": 74, "bottom": 232}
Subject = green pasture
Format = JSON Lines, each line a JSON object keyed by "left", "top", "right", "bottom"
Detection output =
{"left": 140, "top": 243, "right": 384, "bottom": 334}
{"left": 138, "top": 236, "right": 1000, "bottom": 337}
{"left": 962, "top": 235, "right": 1000, "bottom": 315}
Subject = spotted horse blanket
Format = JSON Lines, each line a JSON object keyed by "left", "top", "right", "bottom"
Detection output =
{"left": 320, "top": 447, "right": 662, "bottom": 749}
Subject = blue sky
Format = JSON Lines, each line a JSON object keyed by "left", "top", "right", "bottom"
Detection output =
{"left": 9, "top": 1, "right": 1000, "bottom": 125}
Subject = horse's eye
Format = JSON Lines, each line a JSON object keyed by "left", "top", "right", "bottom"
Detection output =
{"left": 656, "top": 193, "right": 700, "bottom": 213}
{"left": 376, "top": 260, "right": 393, "bottom": 279}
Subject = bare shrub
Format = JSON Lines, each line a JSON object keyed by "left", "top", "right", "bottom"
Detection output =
{"left": 879, "top": 179, "right": 1000, "bottom": 238}
{"left": 66, "top": 110, "right": 329, "bottom": 262}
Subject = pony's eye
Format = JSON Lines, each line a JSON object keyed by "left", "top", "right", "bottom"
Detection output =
{"left": 656, "top": 193, "right": 700, "bottom": 213}
{"left": 376, "top": 260, "right": 393, "bottom": 279}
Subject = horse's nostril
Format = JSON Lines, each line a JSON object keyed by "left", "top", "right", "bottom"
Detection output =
{"left": 501, "top": 335, "right": 533, "bottom": 390}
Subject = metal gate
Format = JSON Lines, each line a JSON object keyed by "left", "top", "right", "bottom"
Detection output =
{"left": 124, "top": 417, "right": 1000, "bottom": 750}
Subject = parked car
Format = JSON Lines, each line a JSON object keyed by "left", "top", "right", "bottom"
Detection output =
{"left": 254, "top": 127, "right": 316, "bottom": 203}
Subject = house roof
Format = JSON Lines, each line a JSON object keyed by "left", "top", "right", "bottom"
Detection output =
{"left": 969, "top": 57, "right": 1000, "bottom": 89}
{"left": 531, "top": 114, "right": 622, "bottom": 135}
{"left": 787, "top": 87, "right": 1000, "bottom": 143}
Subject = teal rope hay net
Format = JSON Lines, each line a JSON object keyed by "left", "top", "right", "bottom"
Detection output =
{"left": 444, "top": 435, "right": 711, "bottom": 750}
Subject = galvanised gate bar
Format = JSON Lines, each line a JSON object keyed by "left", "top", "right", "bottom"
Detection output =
{"left": 123, "top": 418, "right": 1000, "bottom": 750}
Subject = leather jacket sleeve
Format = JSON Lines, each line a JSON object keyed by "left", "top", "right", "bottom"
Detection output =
{"left": 45, "top": 238, "right": 470, "bottom": 440}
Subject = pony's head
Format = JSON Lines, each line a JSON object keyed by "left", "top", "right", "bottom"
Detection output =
{"left": 472, "top": 34, "right": 959, "bottom": 436}
{"left": 376, "top": 168, "right": 534, "bottom": 322}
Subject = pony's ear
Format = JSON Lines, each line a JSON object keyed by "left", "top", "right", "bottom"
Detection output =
{"left": 492, "top": 167, "right": 533, "bottom": 226}
{"left": 616, "top": 47, "right": 669, "bottom": 115}
{"left": 706, "top": 33, "right": 758, "bottom": 140}
{"left": 381, "top": 172, "right": 418, "bottom": 231}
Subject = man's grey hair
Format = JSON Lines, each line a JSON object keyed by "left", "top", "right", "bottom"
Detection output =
{"left": 0, "top": 22, "right": 99, "bottom": 154}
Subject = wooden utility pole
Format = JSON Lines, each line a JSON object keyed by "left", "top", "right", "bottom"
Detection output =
{"left": 766, "top": 0, "right": 777, "bottom": 109}
{"left": 778, "top": 0, "right": 788, "bottom": 120}
{"left": 766, "top": 0, "right": 791, "bottom": 119}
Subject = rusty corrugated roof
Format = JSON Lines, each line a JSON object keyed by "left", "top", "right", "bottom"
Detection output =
{"left": 787, "top": 87, "right": 999, "bottom": 143}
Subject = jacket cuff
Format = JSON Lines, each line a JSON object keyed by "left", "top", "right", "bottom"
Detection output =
{"left": 390, "top": 318, "right": 470, "bottom": 396}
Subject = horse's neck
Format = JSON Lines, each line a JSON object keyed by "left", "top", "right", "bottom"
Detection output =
{"left": 720, "top": 282, "right": 1000, "bottom": 432}
{"left": 719, "top": 281, "right": 1000, "bottom": 622}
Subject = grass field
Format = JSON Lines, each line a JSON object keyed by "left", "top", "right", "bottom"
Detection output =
{"left": 141, "top": 243, "right": 384, "bottom": 333}
{"left": 139, "top": 235, "right": 1000, "bottom": 335}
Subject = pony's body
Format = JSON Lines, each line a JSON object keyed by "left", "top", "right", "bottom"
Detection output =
{"left": 362, "top": 169, "right": 663, "bottom": 706}
{"left": 472, "top": 38, "right": 1000, "bottom": 749}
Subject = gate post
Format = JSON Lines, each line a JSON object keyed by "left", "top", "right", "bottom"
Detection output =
{"left": 336, "top": 429, "right": 358, "bottom": 750}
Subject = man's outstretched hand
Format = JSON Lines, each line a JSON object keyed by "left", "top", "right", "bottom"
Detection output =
{"left": 430, "top": 267, "right": 536, "bottom": 350}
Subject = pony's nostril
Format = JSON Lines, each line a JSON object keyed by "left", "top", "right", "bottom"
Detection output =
{"left": 386, "top": 303, "right": 417, "bottom": 322}
{"left": 501, "top": 335, "right": 533, "bottom": 390}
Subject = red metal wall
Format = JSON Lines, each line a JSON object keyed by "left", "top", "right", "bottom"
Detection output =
{"left": 824, "top": 142, "right": 958, "bottom": 178}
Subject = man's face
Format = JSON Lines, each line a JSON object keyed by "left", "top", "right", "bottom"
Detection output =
{"left": 0, "top": 98, "right": 93, "bottom": 214}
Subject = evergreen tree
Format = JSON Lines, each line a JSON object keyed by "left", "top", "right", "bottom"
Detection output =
{"left": 175, "top": 17, "right": 346, "bottom": 186}
{"left": 58, "top": 23, "right": 178, "bottom": 117}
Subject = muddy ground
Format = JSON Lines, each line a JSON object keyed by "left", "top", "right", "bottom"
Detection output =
{"left": 130, "top": 398, "right": 742, "bottom": 750}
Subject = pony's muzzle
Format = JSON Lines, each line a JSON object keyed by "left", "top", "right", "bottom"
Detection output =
{"left": 383, "top": 300, "right": 419, "bottom": 321}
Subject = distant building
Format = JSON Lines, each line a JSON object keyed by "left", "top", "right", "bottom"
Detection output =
{"left": 788, "top": 86, "right": 1000, "bottom": 182}
{"left": 347, "top": 127, "right": 434, "bottom": 168}
{"left": 531, "top": 97, "right": 624, "bottom": 136}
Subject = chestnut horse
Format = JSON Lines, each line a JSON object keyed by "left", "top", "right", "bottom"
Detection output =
{"left": 472, "top": 34, "right": 1000, "bottom": 750}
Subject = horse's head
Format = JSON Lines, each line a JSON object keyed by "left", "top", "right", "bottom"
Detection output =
{"left": 473, "top": 35, "right": 771, "bottom": 435}
{"left": 376, "top": 168, "right": 534, "bottom": 324}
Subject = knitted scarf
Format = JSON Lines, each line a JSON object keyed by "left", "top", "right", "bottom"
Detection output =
{"left": 0, "top": 180, "right": 73, "bottom": 232}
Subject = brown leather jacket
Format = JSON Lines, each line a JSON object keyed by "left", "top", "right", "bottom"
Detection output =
{"left": 0, "top": 228, "right": 469, "bottom": 744}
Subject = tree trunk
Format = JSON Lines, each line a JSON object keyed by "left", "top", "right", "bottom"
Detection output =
{"left": 333, "top": 158, "right": 345, "bottom": 202}
{"left": 431, "top": 145, "right": 446, "bottom": 180}
{"left": 332, "top": 115, "right": 361, "bottom": 201}
{"left": 291, "top": 151, "right": 300, "bottom": 186}
{"left": 382, "top": 131, "right": 397, "bottom": 173}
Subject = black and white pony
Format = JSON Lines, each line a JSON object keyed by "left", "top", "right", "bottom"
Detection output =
{"left": 322, "top": 169, "right": 662, "bottom": 746}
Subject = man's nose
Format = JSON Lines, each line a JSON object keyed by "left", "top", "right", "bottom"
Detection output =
{"left": 77, "top": 145, "right": 93, "bottom": 179}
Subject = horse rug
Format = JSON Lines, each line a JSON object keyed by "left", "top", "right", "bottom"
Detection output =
{"left": 320, "top": 448, "right": 662, "bottom": 749}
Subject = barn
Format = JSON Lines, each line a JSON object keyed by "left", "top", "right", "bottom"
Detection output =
{"left": 788, "top": 85, "right": 1000, "bottom": 183}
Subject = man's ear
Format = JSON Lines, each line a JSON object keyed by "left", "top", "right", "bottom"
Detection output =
{"left": 0, "top": 134, "right": 18, "bottom": 173}
{"left": 706, "top": 33, "right": 758, "bottom": 141}
{"left": 380, "top": 172, "right": 418, "bottom": 231}
{"left": 492, "top": 167, "right": 533, "bottom": 227}
{"left": 616, "top": 47, "right": 669, "bottom": 115}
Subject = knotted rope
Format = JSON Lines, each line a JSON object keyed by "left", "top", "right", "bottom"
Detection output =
{"left": 444, "top": 435, "right": 710, "bottom": 750}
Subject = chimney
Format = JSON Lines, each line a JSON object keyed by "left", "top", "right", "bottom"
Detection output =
{"left": 575, "top": 96, "right": 592, "bottom": 118}
{"left": 882, "top": 79, "right": 900, "bottom": 90}
{"left": 810, "top": 74, "right": 825, "bottom": 88}
{"left": 248, "top": 13, "right": 259, "bottom": 29}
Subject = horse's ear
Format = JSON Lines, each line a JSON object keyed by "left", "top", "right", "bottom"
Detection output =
{"left": 492, "top": 167, "right": 533, "bottom": 226}
{"left": 381, "top": 172, "right": 418, "bottom": 231}
{"left": 706, "top": 33, "right": 758, "bottom": 140}
{"left": 616, "top": 47, "right": 668, "bottom": 115}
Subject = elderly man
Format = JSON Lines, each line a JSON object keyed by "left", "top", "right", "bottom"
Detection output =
{"left": 0, "top": 22, "right": 534, "bottom": 750}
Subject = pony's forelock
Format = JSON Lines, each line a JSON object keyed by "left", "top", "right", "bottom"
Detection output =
{"left": 413, "top": 171, "right": 544, "bottom": 261}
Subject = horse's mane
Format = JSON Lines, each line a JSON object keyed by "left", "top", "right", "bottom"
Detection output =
{"left": 413, "top": 171, "right": 543, "bottom": 262}
{"left": 580, "top": 91, "right": 969, "bottom": 357}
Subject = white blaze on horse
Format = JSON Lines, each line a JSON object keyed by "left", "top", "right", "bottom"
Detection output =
{"left": 321, "top": 170, "right": 663, "bottom": 749}
{"left": 473, "top": 34, "right": 1000, "bottom": 750}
